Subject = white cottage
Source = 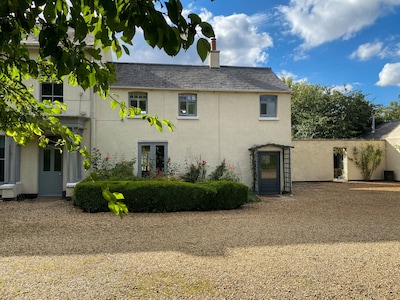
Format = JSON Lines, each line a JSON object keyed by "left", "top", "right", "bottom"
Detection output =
{"left": 0, "top": 40, "right": 293, "bottom": 199}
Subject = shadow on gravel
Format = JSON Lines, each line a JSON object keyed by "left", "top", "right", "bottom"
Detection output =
{"left": 1, "top": 181, "right": 400, "bottom": 257}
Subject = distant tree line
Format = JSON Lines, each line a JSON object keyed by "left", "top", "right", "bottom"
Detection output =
{"left": 282, "top": 77, "right": 400, "bottom": 139}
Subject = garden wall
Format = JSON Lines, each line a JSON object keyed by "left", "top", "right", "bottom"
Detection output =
{"left": 291, "top": 139, "right": 387, "bottom": 182}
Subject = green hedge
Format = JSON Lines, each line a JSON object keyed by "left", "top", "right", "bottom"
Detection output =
{"left": 72, "top": 180, "right": 248, "bottom": 213}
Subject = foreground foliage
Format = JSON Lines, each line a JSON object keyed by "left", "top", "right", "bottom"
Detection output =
{"left": 73, "top": 181, "right": 248, "bottom": 213}
{"left": 1, "top": 0, "right": 214, "bottom": 160}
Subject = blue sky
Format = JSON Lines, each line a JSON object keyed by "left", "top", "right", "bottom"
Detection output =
{"left": 119, "top": 0, "right": 400, "bottom": 106}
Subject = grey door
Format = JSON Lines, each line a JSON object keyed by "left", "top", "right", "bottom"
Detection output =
{"left": 39, "top": 147, "right": 63, "bottom": 197}
{"left": 258, "top": 152, "right": 280, "bottom": 195}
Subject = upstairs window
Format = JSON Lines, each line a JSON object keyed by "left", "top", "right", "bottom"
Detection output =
{"left": 41, "top": 82, "right": 63, "bottom": 102}
{"left": 260, "top": 95, "right": 277, "bottom": 118}
{"left": 179, "top": 94, "right": 197, "bottom": 116}
{"left": 129, "top": 92, "right": 148, "bottom": 114}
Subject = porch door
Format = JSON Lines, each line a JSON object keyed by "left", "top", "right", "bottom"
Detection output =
{"left": 258, "top": 151, "right": 280, "bottom": 195}
{"left": 39, "top": 147, "right": 63, "bottom": 197}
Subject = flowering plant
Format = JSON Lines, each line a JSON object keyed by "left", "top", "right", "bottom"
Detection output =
{"left": 87, "top": 148, "right": 137, "bottom": 181}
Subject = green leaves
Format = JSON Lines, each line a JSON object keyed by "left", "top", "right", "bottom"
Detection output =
{"left": 349, "top": 144, "right": 383, "bottom": 181}
{"left": 287, "top": 79, "right": 374, "bottom": 139}
{"left": 0, "top": 0, "right": 214, "bottom": 218}
{"left": 197, "top": 38, "right": 211, "bottom": 62}
{"left": 102, "top": 188, "right": 128, "bottom": 219}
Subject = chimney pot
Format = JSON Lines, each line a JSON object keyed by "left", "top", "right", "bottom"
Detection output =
{"left": 211, "top": 37, "right": 217, "bottom": 51}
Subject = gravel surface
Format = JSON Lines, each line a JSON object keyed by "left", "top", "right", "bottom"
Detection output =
{"left": 1, "top": 181, "right": 400, "bottom": 299}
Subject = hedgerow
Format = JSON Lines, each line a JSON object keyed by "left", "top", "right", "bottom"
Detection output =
{"left": 73, "top": 180, "right": 248, "bottom": 213}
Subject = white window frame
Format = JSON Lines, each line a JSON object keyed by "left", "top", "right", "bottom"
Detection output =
{"left": 41, "top": 82, "right": 63, "bottom": 102}
{"left": 129, "top": 92, "right": 148, "bottom": 114}
{"left": 179, "top": 94, "right": 197, "bottom": 117}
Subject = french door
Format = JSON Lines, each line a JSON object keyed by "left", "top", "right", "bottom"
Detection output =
{"left": 138, "top": 142, "right": 168, "bottom": 177}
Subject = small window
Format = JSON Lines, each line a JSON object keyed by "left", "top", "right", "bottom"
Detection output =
{"left": 179, "top": 94, "right": 197, "bottom": 116}
{"left": 260, "top": 95, "right": 277, "bottom": 118}
{"left": 129, "top": 92, "right": 148, "bottom": 114}
{"left": 41, "top": 82, "right": 63, "bottom": 102}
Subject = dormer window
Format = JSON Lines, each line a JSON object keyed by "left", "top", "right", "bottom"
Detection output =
{"left": 41, "top": 82, "right": 63, "bottom": 102}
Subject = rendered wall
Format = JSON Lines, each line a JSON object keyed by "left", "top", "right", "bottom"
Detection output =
{"left": 92, "top": 89, "right": 292, "bottom": 188}
{"left": 383, "top": 124, "right": 400, "bottom": 181}
{"left": 292, "top": 139, "right": 387, "bottom": 181}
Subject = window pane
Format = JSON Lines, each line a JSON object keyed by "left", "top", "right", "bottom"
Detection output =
{"left": 0, "top": 136, "right": 5, "bottom": 159}
{"left": 141, "top": 145, "right": 151, "bottom": 177}
{"left": 260, "top": 154, "right": 277, "bottom": 179}
{"left": 139, "top": 100, "right": 147, "bottom": 113}
{"left": 0, "top": 160, "right": 4, "bottom": 182}
{"left": 53, "top": 83, "right": 63, "bottom": 96}
{"left": 188, "top": 102, "right": 196, "bottom": 115}
{"left": 41, "top": 83, "right": 52, "bottom": 96}
{"left": 260, "top": 103, "right": 267, "bottom": 116}
{"left": 54, "top": 150, "right": 62, "bottom": 172}
{"left": 156, "top": 145, "right": 165, "bottom": 173}
{"left": 53, "top": 96, "right": 63, "bottom": 102}
{"left": 43, "top": 150, "right": 51, "bottom": 171}
{"left": 179, "top": 100, "right": 187, "bottom": 115}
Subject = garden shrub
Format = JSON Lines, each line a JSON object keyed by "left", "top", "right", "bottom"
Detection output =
{"left": 73, "top": 180, "right": 248, "bottom": 213}
{"left": 198, "top": 181, "right": 248, "bottom": 210}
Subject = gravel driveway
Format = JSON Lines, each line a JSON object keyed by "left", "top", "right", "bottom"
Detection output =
{"left": 1, "top": 181, "right": 400, "bottom": 299}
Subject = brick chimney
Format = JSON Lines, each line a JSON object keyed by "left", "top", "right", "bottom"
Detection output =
{"left": 208, "top": 37, "right": 220, "bottom": 68}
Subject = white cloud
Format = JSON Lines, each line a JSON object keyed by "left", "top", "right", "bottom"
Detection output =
{"left": 278, "top": 70, "right": 308, "bottom": 82}
{"left": 211, "top": 13, "right": 273, "bottom": 66}
{"left": 350, "top": 42, "right": 385, "bottom": 60}
{"left": 376, "top": 62, "right": 400, "bottom": 86}
{"left": 117, "top": 9, "right": 273, "bottom": 67}
{"left": 278, "top": 0, "right": 400, "bottom": 50}
{"left": 332, "top": 84, "right": 354, "bottom": 93}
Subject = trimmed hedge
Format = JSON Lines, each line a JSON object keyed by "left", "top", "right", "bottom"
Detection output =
{"left": 72, "top": 180, "right": 248, "bottom": 213}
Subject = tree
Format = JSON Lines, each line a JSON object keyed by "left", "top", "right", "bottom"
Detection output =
{"left": 283, "top": 78, "right": 374, "bottom": 139}
{"left": 375, "top": 96, "right": 400, "bottom": 122}
{"left": 0, "top": 0, "right": 215, "bottom": 162}
{"left": 349, "top": 144, "right": 383, "bottom": 181}
{"left": 1, "top": 0, "right": 214, "bottom": 217}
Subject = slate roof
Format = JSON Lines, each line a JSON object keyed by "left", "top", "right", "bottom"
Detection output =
{"left": 112, "top": 62, "right": 291, "bottom": 92}
{"left": 22, "top": 28, "right": 94, "bottom": 47}
{"left": 362, "top": 119, "right": 400, "bottom": 139}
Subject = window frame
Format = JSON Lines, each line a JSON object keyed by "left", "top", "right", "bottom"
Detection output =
{"left": 178, "top": 94, "right": 197, "bottom": 117}
{"left": 41, "top": 82, "right": 64, "bottom": 102}
{"left": 259, "top": 95, "right": 278, "bottom": 119}
{"left": 129, "top": 91, "right": 148, "bottom": 115}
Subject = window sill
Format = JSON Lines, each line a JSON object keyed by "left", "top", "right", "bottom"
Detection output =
{"left": 127, "top": 114, "right": 146, "bottom": 119}
{"left": 259, "top": 117, "right": 279, "bottom": 121}
{"left": 177, "top": 116, "right": 199, "bottom": 120}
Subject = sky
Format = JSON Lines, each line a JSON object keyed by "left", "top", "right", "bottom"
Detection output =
{"left": 118, "top": 0, "right": 400, "bottom": 106}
